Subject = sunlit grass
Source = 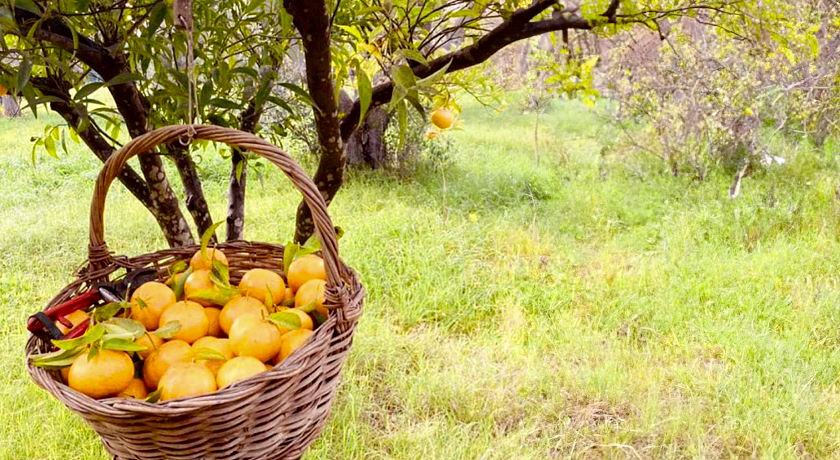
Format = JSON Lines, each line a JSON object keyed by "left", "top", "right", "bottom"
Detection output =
{"left": 3, "top": 96, "right": 840, "bottom": 459}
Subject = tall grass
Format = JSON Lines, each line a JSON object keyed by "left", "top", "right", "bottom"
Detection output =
{"left": 2, "top": 97, "right": 840, "bottom": 459}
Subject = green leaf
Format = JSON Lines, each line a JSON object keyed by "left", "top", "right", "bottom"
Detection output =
{"left": 265, "top": 286, "right": 275, "bottom": 310}
{"left": 53, "top": 324, "right": 104, "bottom": 350}
{"left": 103, "top": 318, "right": 146, "bottom": 340}
{"left": 357, "top": 65, "right": 372, "bottom": 124}
{"left": 335, "top": 226, "right": 345, "bottom": 240}
{"left": 391, "top": 64, "right": 417, "bottom": 90}
{"left": 389, "top": 84, "right": 408, "bottom": 112}
{"left": 200, "top": 221, "right": 224, "bottom": 260}
{"left": 68, "top": 127, "right": 80, "bottom": 143}
{"left": 417, "top": 60, "right": 452, "bottom": 87}
{"left": 397, "top": 100, "right": 407, "bottom": 152}
{"left": 210, "top": 259, "right": 230, "bottom": 288}
{"left": 154, "top": 321, "right": 181, "bottom": 339}
{"left": 302, "top": 233, "right": 321, "bottom": 252}
{"left": 169, "top": 261, "right": 188, "bottom": 275}
{"left": 30, "top": 347, "right": 84, "bottom": 369}
{"left": 91, "top": 302, "right": 124, "bottom": 322}
{"left": 187, "top": 289, "right": 233, "bottom": 306}
{"left": 15, "top": 58, "right": 32, "bottom": 95}
{"left": 101, "top": 338, "right": 147, "bottom": 352}
{"left": 283, "top": 243, "right": 300, "bottom": 277}
{"left": 74, "top": 82, "right": 103, "bottom": 101}
{"left": 311, "top": 310, "right": 328, "bottom": 326}
{"left": 188, "top": 348, "right": 227, "bottom": 362}
{"left": 397, "top": 49, "right": 428, "bottom": 66}
{"left": 235, "top": 160, "right": 245, "bottom": 183}
{"left": 298, "top": 298, "right": 318, "bottom": 313}
{"left": 104, "top": 73, "right": 143, "bottom": 87}
{"left": 268, "top": 311, "right": 302, "bottom": 331}
{"left": 278, "top": 83, "right": 322, "bottom": 115}
{"left": 135, "top": 297, "right": 148, "bottom": 309}
{"left": 173, "top": 266, "right": 194, "bottom": 300}
{"left": 210, "top": 98, "right": 242, "bottom": 110}
{"left": 146, "top": 2, "right": 168, "bottom": 39}
{"left": 145, "top": 388, "right": 162, "bottom": 403}
{"left": 44, "top": 135, "right": 57, "bottom": 158}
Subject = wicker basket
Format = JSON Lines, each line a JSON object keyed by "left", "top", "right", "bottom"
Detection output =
{"left": 25, "top": 125, "right": 364, "bottom": 460}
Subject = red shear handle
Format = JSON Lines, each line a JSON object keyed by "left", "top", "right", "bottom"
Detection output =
{"left": 26, "top": 288, "right": 100, "bottom": 332}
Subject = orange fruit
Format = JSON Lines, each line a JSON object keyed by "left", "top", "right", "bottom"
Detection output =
{"left": 142, "top": 339, "right": 191, "bottom": 390}
{"left": 239, "top": 268, "right": 285, "bottom": 306}
{"left": 205, "top": 307, "right": 223, "bottom": 337}
{"left": 191, "top": 336, "right": 233, "bottom": 376}
{"left": 229, "top": 313, "right": 282, "bottom": 363}
{"left": 190, "top": 248, "right": 228, "bottom": 271}
{"left": 431, "top": 108, "right": 454, "bottom": 129}
{"left": 68, "top": 349, "right": 135, "bottom": 399}
{"left": 274, "top": 308, "right": 314, "bottom": 335}
{"left": 60, "top": 366, "right": 70, "bottom": 383}
{"left": 287, "top": 255, "right": 326, "bottom": 293}
{"left": 216, "top": 356, "right": 266, "bottom": 388}
{"left": 276, "top": 329, "right": 314, "bottom": 364}
{"left": 159, "top": 362, "right": 217, "bottom": 401}
{"left": 295, "top": 279, "right": 329, "bottom": 320}
{"left": 56, "top": 310, "right": 90, "bottom": 335}
{"left": 426, "top": 130, "right": 439, "bottom": 140}
{"left": 184, "top": 269, "right": 222, "bottom": 307}
{"left": 157, "top": 301, "right": 209, "bottom": 344}
{"left": 0, "top": 83, "right": 7, "bottom": 97}
{"left": 219, "top": 296, "right": 268, "bottom": 335}
{"left": 129, "top": 282, "right": 176, "bottom": 331}
{"left": 117, "top": 378, "right": 149, "bottom": 399}
{"left": 135, "top": 332, "right": 164, "bottom": 360}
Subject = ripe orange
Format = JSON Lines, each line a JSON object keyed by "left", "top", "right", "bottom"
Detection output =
{"left": 68, "top": 349, "right": 135, "bottom": 399}
{"left": 239, "top": 268, "right": 285, "bottom": 306}
{"left": 129, "top": 282, "right": 176, "bottom": 331}
{"left": 276, "top": 329, "right": 314, "bottom": 364}
{"left": 287, "top": 255, "right": 326, "bottom": 293}
{"left": 431, "top": 108, "right": 454, "bottom": 129}
{"left": 117, "top": 378, "right": 149, "bottom": 399}
{"left": 184, "top": 269, "right": 221, "bottom": 307}
{"left": 216, "top": 356, "right": 266, "bottom": 388}
{"left": 426, "top": 130, "right": 439, "bottom": 140}
{"left": 135, "top": 332, "right": 164, "bottom": 360}
{"left": 274, "top": 308, "right": 314, "bottom": 335}
{"left": 219, "top": 296, "right": 268, "bottom": 335}
{"left": 142, "top": 339, "right": 191, "bottom": 390}
{"left": 0, "top": 83, "right": 7, "bottom": 97}
{"left": 60, "top": 366, "right": 70, "bottom": 383}
{"left": 283, "top": 288, "right": 295, "bottom": 305}
{"left": 190, "top": 248, "right": 229, "bottom": 271}
{"left": 295, "top": 279, "right": 329, "bottom": 319}
{"left": 229, "top": 313, "right": 282, "bottom": 363}
{"left": 157, "top": 301, "right": 209, "bottom": 344}
{"left": 191, "top": 336, "right": 233, "bottom": 376}
{"left": 205, "top": 307, "right": 223, "bottom": 337}
{"left": 159, "top": 362, "right": 217, "bottom": 401}
{"left": 57, "top": 310, "right": 90, "bottom": 335}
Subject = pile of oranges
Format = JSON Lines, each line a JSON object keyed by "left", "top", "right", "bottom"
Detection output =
{"left": 36, "top": 247, "right": 330, "bottom": 402}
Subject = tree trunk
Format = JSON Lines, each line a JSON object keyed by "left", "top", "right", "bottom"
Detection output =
{"left": 340, "top": 90, "right": 390, "bottom": 168}
{"left": 226, "top": 101, "right": 263, "bottom": 241}
{"left": 170, "top": 147, "right": 215, "bottom": 240}
{"left": 286, "top": 0, "right": 346, "bottom": 244}
{"left": 1, "top": 95, "right": 21, "bottom": 117}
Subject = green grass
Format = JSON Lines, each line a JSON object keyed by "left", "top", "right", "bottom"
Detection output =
{"left": 3, "top": 97, "right": 840, "bottom": 459}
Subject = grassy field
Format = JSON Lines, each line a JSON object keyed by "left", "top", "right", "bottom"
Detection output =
{"left": 3, "top": 97, "right": 840, "bottom": 459}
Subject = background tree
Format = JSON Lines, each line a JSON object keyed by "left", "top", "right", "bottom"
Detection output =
{"left": 0, "top": 0, "right": 773, "bottom": 245}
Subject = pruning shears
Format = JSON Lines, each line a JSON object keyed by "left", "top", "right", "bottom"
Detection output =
{"left": 27, "top": 268, "right": 157, "bottom": 345}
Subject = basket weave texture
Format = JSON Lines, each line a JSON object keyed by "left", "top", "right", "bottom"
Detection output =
{"left": 25, "top": 125, "right": 364, "bottom": 460}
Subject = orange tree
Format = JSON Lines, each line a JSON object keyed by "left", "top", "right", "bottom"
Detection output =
{"left": 0, "top": 0, "right": 766, "bottom": 244}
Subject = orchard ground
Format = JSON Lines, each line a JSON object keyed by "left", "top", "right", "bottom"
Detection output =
{"left": 3, "top": 96, "right": 840, "bottom": 459}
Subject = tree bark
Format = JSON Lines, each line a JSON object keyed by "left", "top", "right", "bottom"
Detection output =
{"left": 1, "top": 96, "right": 21, "bottom": 117}
{"left": 226, "top": 101, "right": 263, "bottom": 241}
{"left": 170, "top": 146, "right": 215, "bottom": 240}
{"left": 339, "top": 90, "right": 390, "bottom": 168}
{"left": 285, "top": 0, "right": 345, "bottom": 244}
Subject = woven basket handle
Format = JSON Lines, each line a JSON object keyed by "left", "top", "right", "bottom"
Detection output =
{"left": 88, "top": 125, "right": 345, "bottom": 295}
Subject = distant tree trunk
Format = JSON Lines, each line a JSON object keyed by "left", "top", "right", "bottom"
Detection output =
{"left": 1, "top": 96, "right": 21, "bottom": 117}
{"left": 339, "top": 90, "right": 391, "bottom": 168}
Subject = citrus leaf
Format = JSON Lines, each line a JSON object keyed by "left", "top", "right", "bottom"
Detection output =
{"left": 397, "top": 100, "right": 407, "bottom": 152}
{"left": 135, "top": 297, "right": 148, "bottom": 309}
{"left": 278, "top": 83, "right": 322, "bottom": 115}
{"left": 173, "top": 266, "right": 194, "bottom": 300}
{"left": 103, "top": 318, "right": 146, "bottom": 339}
{"left": 265, "top": 286, "right": 274, "bottom": 310}
{"left": 101, "top": 338, "right": 147, "bottom": 352}
{"left": 357, "top": 64, "right": 372, "bottom": 124}
{"left": 30, "top": 347, "right": 84, "bottom": 369}
{"left": 302, "top": 234, "right": 321, "bottom": 252}
{"left": 91, "top": 302, "right": 125, "bottom": 322}
{"left": 53, "top": 324, "right": 104, "bottom": 350}
{"left": 210, "top": 259, "right": 230, "bottom": 288}
{"left": 187, "top": 289, "right": 233, "bottom": 306}
{"left": 283, "top": 243, "right": 299, "bottom": 277}
{"left": 298, "top": 298, "right": 318, "bottom": 313}
{"left": 145, "top": 388, "right": 162, "bottom": 403}
{"left": 335, "top": 226, "right": 345, "bottom": 240}
{"left": 311, "top": 310, "right": 328, "bottom": 326}
{"left": 154, "top": 321, "right": 181, "bottom": 339}
{"left": 200, "top": 221, "right": 224, "bottom": 260}
{"left": 281, "top": 296, "right": 295, "bottom": 307}
{"left": 188, "top": 348, "right": 227, "bottom": 362}
{"left": 169, "top": 260, "right": 188, "bottom": 275}
{"left": 268, "top": 311, "right": 301, "bottom": 331}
